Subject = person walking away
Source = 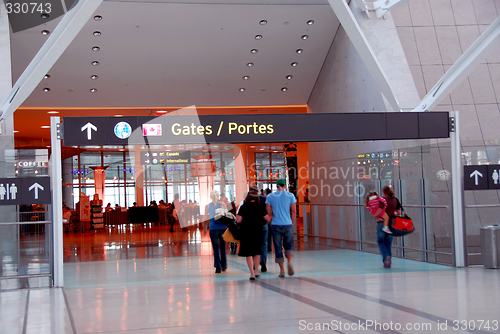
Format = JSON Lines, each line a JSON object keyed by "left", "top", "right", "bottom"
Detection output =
{"left": 266, "top": 179, "right": 296, "bottom": 278}
{"left": 205, "top": 190, "right": 227, "bottom": 273}
{"left": 236, "top": 186, "right": 269, "bottom": 280}
{"left": 381, "top": 186, "right": 402, "bottom": 268}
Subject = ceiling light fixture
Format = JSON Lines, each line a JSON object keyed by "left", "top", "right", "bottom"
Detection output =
{"left": 41, "top": 13, "right": 49, "bottom": 19}
{"left": 43, "top": 88, "right": 50, "bottom": 92}
{"left": 296, "top": 49, "right": 303, "bottom": 54}
{"left": 92, "top": 46, "right": 100, "bottom": 51}
{"left": 239, "top": 88, "right": 246, "bottom": 92}
{"left": 47, "top": 111, "right": 59, "bottom": 114}
{"left": 301, "top": 35, "right": 309, "bottom": 40}
{"left": 94, "top": 15, "right": 102, "bottom": 21}
{"left": 255, "top": 35, "right": 262, "bottom": 40}
{"left": 250, "top": 49, "right": 258, "bottom": 54}
{"left": 281, "top": 87, "right": 288, "bottom": 92}
{"left": 307, "top": 20, "right": 314, "bottom": 25}
{"left": 291, "top": 62, "right": 298, "bottom": 67}
{"left": 259, "top": 20, "right": 267, "bottom": 25}
{"left": 91, "top": 61, "right": 99, "bottom": 66}
{"left": 286, "top": 75, "right": 293, "bottom": 80}
{"left": 246, "top": 62, "right": 254, "bottom": 67}
{"left": 93, "top": 31, "right": 101, "bottom": 36}
{"left": 44, "top": 74, "right": 50, "bottom": 79}
{"left": 41, "top": 126, "right": 50, "bottom": 129}
{"left": 156, "top": 110, "right": 167, "bottom": 113}
{"left": 243, "top": 76, "right": 250, "bottom": 80}
{"left": 90, "top": 75, "right": 98, "bottom": 80}
{"left": 90, "top": 88, "right": 98, "bottom": 93}
{"left": 41, "top": 30, "right": 50, "bottom": 35}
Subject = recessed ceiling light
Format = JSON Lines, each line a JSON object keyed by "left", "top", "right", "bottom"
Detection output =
{"left": 94, "top": 15, "right": 102, "bottom": 21}
{"left": 41, "top": 30, "right": 50, "bottom": 35}
{"left": 255, "top": 35, "right": 262, "bottom": 40}
{"left": 291, "top": 62, "right": 298, "bottom": 67}
{"left": 48, "top": 111, "right": 59, "bottom": 114}
{"left": 90, "top": 75, "right": 98, "bottom": 80}
{"left": 239, "top": 88, "right": 246, "bottom": 92}
{"left": 41, "top": 126, "right": 50, "bottom": 129}
{"left": 259, "top": 148, "right": 264, "bottom": 150}
{"left": 41, "top": 13, "right": 49, "bottom": 19}
{"left": 46, "top": 145, "right": 51, "bottom": 148}
{"left": 307, "top": 20, "right": 314, "bottom": 25}
{"left": 250, "top": 145, "right": 255, "bottom": 148}
{"left": 13, "top": 130, "right": 19, "bottom": 133}
{"left": 301, "top": 35, "right": 309, "bottom": 40}
{"left": 243, "top": 76, "right": 250, "bottom": 80}
{"left": 156, "top": 110, "right": 167, "bottom": 113}
{"left": 92, "top": 46, "right": 100, "bottom": 51}
{"left": 250, "top": 49, "right": 258, "bottom": 54}
{"left": 90, "top": 88, "right": 97, "bottom": 93}
{"left": 93, "top": 31, "right": 101, "bottom": 36}
{"left": 259, "top": 20, "right": 267, "bottom": 25}
{"left": 246, "top": 62, "right": 254, "bottom": 67}
{"left": 91, "top": 61, "right": 99, "bottom": 66}
{"left": 296, "top": 49, "right": 303, "bottom": 54}
{"left": 286, "top": 75, "right": 293, "bottom": 80}
{"left": 43, "top": 88, "right": 50, "bottom": 92}
{"left": 114, "top": 114, "right": 123, "bottom": 117}
{"left": 281, "top": 87, "right": 288, "bottom": 92}
{"left": 44, "top": 74, "right": 50, "bottom": 79}
{"left": 274, "top": 150, "right": 279, "bottom": 152}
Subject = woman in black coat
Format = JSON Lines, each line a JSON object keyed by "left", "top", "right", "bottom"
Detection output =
{"left": 236, "top": 186, "right": 269, "bottom": 280}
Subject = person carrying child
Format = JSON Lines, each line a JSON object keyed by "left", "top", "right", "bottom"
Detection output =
{"left": 366, "top": 191, "right": 392, "bottom": 234}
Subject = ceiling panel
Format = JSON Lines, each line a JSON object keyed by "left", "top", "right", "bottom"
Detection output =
{"left": 10, "top": 2, "right": 339, "bottom": 108}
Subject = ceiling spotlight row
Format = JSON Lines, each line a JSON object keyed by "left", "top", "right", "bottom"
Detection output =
{"left": 258, "top": 19, "right": 314, "bottom": 25}
{"left": 43, "top": 87, "right": 98, "bottom": 93}
{"left": 88, "top": 16, "right": 102, "bottom": 94}
{"left": 238, "top": 87, "right": 288, "bottom": 92}
{"left": 242, "top": 75, "right": 292, "bottom": 81}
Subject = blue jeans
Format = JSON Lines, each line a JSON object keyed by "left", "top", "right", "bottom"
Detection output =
{"left": 377, "top": 223, "right": 393, "bottom": 262}
{"left": 261, "top": 224, "right": 268, "bottom": 264}
{"left": 272, "top": 225, "right": 293, "bottom": 263}
{"left": 209, "top": 229, "right": 227, "bottom": 271}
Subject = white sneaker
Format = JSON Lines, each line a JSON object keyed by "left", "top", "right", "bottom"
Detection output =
{"left": 382, "top": 226, "right": 393, "bottom": 234}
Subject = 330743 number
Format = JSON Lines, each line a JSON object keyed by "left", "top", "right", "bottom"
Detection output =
{"left": 5, "top": 2, "right": 52, "bottom": 14}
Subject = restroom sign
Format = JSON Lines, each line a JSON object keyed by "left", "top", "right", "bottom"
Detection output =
{"left": 0, "top": 177, "right": 51, "bottom": 205}
{"left": 464, "top": 165, "right": 500, "bottom": 190}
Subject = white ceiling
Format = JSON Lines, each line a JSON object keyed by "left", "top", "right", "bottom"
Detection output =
{"left": 10, "top": 0, "right": 340, "bottom": 108}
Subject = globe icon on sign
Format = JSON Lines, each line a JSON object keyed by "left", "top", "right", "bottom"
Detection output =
{"left": 114, "top": 122, "right": 132, "bottom": 139}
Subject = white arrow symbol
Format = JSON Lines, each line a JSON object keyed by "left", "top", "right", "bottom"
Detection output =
{"left": 470, "top": 170, "right": 483, "bottom": 186}
{"left": 29, "top": 182, "right": 44, "bottom": 200}
{"left": 81, "top": 122, "right": 98, "bottom": 140}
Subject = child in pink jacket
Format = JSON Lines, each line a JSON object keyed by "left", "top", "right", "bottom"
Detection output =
{"left": 366, "top": 190, "right": 392, "bottom": 234}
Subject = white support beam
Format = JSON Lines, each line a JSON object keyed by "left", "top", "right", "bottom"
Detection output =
{"left": 327, "top": 0, "right": 401, "bottom": 111}
{"left": 371, "top": 0, "right": 412, "bottom": 19}
{"left": 413, "top": 15, "right": 500, "bottom": 112}
{"left": 0, "top": 0, "right": 103, "bottom": 121}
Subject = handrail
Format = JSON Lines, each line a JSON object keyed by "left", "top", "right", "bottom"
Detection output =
{"left": 466, "top": 204, "right": 500, "bottom": 208}
{"left": 297, "top": 202, "right": 449, "bottom": 209}
{"left": 0, "top": 220, "right": 52, "bottom": 226}
{"left": 0, "top": 274, "right": 51, "bottom": 280}
{"left": 296, "top": 233, "right": 452, "bottom": 256}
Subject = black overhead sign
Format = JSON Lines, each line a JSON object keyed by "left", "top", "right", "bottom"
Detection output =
{"left": 140, "top": 150, "right": 191, "bottom": 165}
{"left": 62, "top": 112, "right": 450, "bottom": 146}
{"left": 464, "top": 165, "right": 500, "bottom": 190}
{"left": 0, "top": 177, "right": 51, "bottom": 206}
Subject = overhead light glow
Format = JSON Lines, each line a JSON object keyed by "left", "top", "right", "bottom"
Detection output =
{"left": 92, "top": 61, "right": 99, "bottom": 66}
{"left": 90, "top": 88, "right": 98, "bottom": 93}
{"left": 250, "top": 49, "right": 258, "bottom": 54}
{"left": 41, "top": 30, "right": 50, "bottom": 35}
{"left": 286, "top": 75, "right": 293, "bottom": 80}
{"left": 93, "top": 31, "right": 101, "bottom": 36}
{"left": 243, "top": 76, "right": 250, "bottom": 80}
{"left": 307, "top": 20, "right": 314, "bottom": 25}
{"left": 259, "top": 20, "right": 267, "bottom": 25}
{"left": 239, "top": 88, "right": 246, "bottom": 92}
{"left": 246, "top": 62, "right": 254, "bottom": 67}
{"left": 41, "top": 13, "right": 49, "bottom": 19}
{"left": 48, "top": 111, "right": 59, "bottom": 114}
{"left": 41, "top": 126, "right": 50, "bottom": 129}
{"left": 291, "top": 62, "right": 298, "bottom": 67}
{"left": 296, "top": 49, "right": 303, "bottom": 54}
{"left": 44, "top": 74, "right": 50, "bottom": 79}
{"left": 94, "top": 15, "right": 102, "bottom": 21}
{"left": 43, "top": 88, "right": 50, "bottom": 92}
{"left": 301, "top": 35, "right": 308, "bottom": 40}
{"left": 92, "top": 46, "right": 100, "bottom": 51}
{"left": 90, "top": 75, "right": 98, "bottom": 80}
{"left": 281, "top": 87, "right": 288, "bottom": 92}
{"left": 255, "top": 35, "right": 262, "bottom": 40}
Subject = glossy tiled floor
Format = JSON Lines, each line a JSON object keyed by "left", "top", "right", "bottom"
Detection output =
{"left": 2, "top": 225, "right": 500, "bottom": 333}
